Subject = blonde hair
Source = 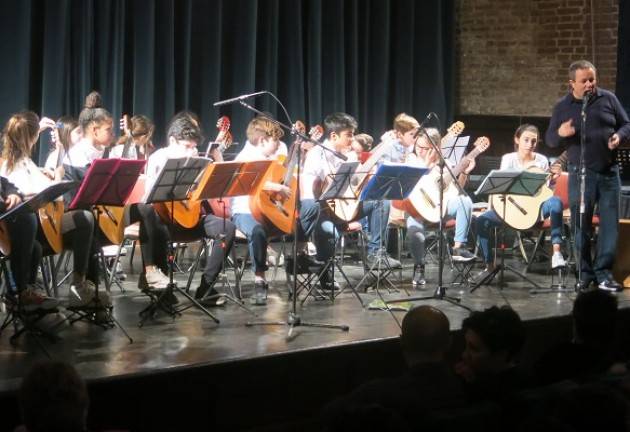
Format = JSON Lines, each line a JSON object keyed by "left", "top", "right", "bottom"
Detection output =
{"left": 393, "top": 113, "right": 420, "bottom": 134}
{"left": 246, "top": 116, "right": 284, "bottom": 144}
{"left": 1, "top": 111, "right": 40, "bottom": 172}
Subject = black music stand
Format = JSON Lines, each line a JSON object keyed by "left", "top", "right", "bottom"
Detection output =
{"left": 470, "top": 169, "right": 548, "bottom": 292}
{"left": 0, "top": 181, "right": 78, "bottom": 355}
{"left": 68, "top": 158, "right": 145, "bottom": 343}
{"left": 188, "top": 160, "right": 271, "bottom": 314}
{"left": 141, "top": 157, "right": 220, "bottom": 325}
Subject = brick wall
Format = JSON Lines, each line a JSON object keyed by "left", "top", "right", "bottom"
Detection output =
{"left": 456, "top": 0, "right": 619, "bottom": 116}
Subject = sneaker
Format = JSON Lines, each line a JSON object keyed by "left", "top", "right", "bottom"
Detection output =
{"left": 598, "top": 278, "right": 623, "bottom": 293}
{"left": 551, "top": 252, "right": 566, "bottom": 269}
{"left": 20, "top": 286, "right": 59, "bottom": 312}
{"left": 366, "top": 254, "right": 402, "bottom": 270}
{"left": 319, "top": 270, "right": 340, "bottom": 291}
{"left": 145, "top": 268, "right": 170, "bottom": 290}
{"left": 576, "top": 277, "right": 596, "bottom": 292}
{"left": 250, "top": 280, "right": 268, "bottom": 306}
{"left": 68, "top": 281, "right": 112, "bottom": 308}
{"left": 199, "top": 289, "right": 227, "bottom": 307}
{"left": 452, "top": 247, "right": 476, "bottom": 262}
{"left": 413, "top": 266, "right": 426, "bottom": 288}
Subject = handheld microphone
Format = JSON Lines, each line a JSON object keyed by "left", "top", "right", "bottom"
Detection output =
{"left": 213, "top": 91, "right": 267, "bottom": 107}
{"left": 582, "top": 91, "right": 592, "bottom": 107}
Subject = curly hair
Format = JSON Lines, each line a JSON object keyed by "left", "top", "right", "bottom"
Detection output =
{"left": 1, "top": 111, "right": 40, "bottom": 173}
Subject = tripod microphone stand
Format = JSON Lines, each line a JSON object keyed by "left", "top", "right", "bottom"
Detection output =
{"left": 387, "top": 126, "right": 473, "bottom": 312}
{"left": 231, "top": 95, "right": 350, "bottom": 339}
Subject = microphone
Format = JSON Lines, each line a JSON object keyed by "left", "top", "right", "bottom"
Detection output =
{"left": 213, "top": 91, "right": 267, "bottom": 107}
{"left": 413, "top": 112, "right": 435, "bottom": 139}
{"left": 582, "top": 90, "right": 592, "bottom": 108}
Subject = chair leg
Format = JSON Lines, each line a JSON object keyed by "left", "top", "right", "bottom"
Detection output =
{"left": 525, "top": 231, "right": 545, "bottom": 273}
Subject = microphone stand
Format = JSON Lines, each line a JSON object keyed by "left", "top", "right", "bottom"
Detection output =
{"left": 234, "top": 97, "right": 349, "bottom": 339}
{"left": 388, "top": 123, "right": 472, "bottom": 312}
{"left": 575, "top": 94, "right": 589, "bottom": 291}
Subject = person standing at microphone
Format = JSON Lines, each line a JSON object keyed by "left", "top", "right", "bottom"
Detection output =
{"left": 546, "top": 60, "right": 630, "bottom": 291}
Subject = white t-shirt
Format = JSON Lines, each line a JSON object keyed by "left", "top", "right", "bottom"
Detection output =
{"left": 230, "top": 144, "right": 273, "bottom": 215}
{"left": 109, "top": 143, "right": 140, "bottom": 159}
{"left": 64, "top": 138, "right": 104, "bottom": 167}
{"left": 0, "top": 157, "right": 52, "bottom": 196}
{"left": 500, "top": 152, "right": 549, "bottom": 171}
{"left": 300, "top": 139, "right": 357, "bottom": 200}
{"left": 143, "top": 144, "right": 198, "bottom": 202}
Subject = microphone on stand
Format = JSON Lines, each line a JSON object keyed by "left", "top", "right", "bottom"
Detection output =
{"left": 413, "top": 112, "right": 435, "bottom": 139}
{"left": 582, "top": 90, "right": 592, "bottom": 108}
{"left": 213, "top": 91, "right": 267, "bottom": 107}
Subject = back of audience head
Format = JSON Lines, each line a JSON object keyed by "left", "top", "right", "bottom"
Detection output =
{"left": 461, "top": 306, "right": 525, "bottom": 378}
{"left": 401, "top": 305, "right": 451, "bottom": 366}
{"left": 19, "top": 361, "right": 89, "bottom": 432}
{"left": 572, "top": 289, "right": 617, "bottom": 347}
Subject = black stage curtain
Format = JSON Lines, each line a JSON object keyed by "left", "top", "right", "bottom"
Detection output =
{"left": 618, "top": 0, "right": 630, "bottom": 114}
{"left": 0, "top": 0, "right": 454, "bottom": 163}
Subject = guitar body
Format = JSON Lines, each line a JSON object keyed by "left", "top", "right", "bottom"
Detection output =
{"left": 97, "top": 175, "right": 146, "bottom": 244}
{"left": 403, "top": 168, "right": 456, "bottom": 223}
{"left": 38, "top": 201, "right": 65, "bottom": 253}
{"left": 489, "top": 167, "right": 554, "bottom": 230}
{"left": 155, "top": 200, "right": 201, "bottom": 228}
{"left": 328, "top": 198, "right": 362, "bottom": 222}
{"left": 249, "top": 161, "right": 297, "bottom": 234}
{"left": 0, "top": 221, "right": 11, "bottom": 256}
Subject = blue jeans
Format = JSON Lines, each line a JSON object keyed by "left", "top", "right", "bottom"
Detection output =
{"left": 232, "top": 213, "right": 269, "bottom": 273}
{"left": 301, "top": 199, "right": 390, "bottom": 261}
{"left": 476, "top": 196, "right": 565, "bottom": 264}
{"left": 568, "top": 164, "right": 620, "bottom": 282}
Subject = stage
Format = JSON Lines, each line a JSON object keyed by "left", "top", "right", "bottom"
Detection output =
{"left": 1, "top": 246, "right": 629, "bottom": 431}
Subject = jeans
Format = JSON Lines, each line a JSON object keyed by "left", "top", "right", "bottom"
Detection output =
{"left": 6, "top": 213, "right": 41, "bottom": 292}
{"left": 405, "top": 194, "right": 473, "bottom": 264}
{"left": 568, "top": 163, "right": 620, "bottom": 282}
{"left": 301, "top": 199, "right": 390, "bottom": 261}
{"left": 232, "top": 213, "right": 270, "bottom": 273}
{"left": 475, "top": 196, "right": 565, "bottom": 264}
{"left": 62, "top": 209, "right": 99, "bottom": 283}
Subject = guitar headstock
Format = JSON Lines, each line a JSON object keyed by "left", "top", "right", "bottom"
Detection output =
{"left": 445, "top": 121, "right": 465, "bottom": 139}
{"left": 308, "top": 124, "right": 324, "bottom": 142}
{"left": 120, "top": 114, "right": 132, "bottom": 138}
{"left": 215, "top": 116, "right": 232, "bottom": 147}
{"left": 472, "top": 136, "right": 491, "bottom": 154}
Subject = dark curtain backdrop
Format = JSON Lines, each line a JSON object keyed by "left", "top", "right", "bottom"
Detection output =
{"left": 618, "top": 0, "right": 630, "bottom": 113}
{"left": 0, "top": 0, "right": 454, "bottom": 163}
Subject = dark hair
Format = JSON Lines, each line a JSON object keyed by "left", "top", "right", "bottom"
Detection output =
{"left": 116, "top": 114, "right": 154, "bottom": 145}
{"left": 56, "top": 115, "right": 79, "bottom": 152}
{"left": 324, "top": 112, "right": 358, "bottom": 138}
{"left": 462, "top": 306, "right": 525, "bottom": 361}
{"left": 354, "top": 133, "right": 374, "bottom": 151}
{"left": 568, "top": 60, "right": 596, "bottom": 80}
{"left": 573, "top": 289, "right": 617, "bottom": 346}
{"left": 78, "top": 90, "right": 112, "bottom": 132}
{"left": 401, "top": 305, "right": 450, "bottom": 358}
{"left": 167, "top": 113, "right": 203, "bottom": 144}
{"left": 515, "top": 124, "right": 539, "bottom": 139}
{"left": 19, "top": 361, "right": 89, "bottom": 432}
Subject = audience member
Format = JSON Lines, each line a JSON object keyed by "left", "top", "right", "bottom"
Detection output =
{"left": 322, "top": 306, "right": 466, "bottom": 429}
{"left": 18, "top": 361, "right": 89, "bottom": 432}
{"left": 535, "top": 289, "right": 619, "bottom": 385}
{"left": 455, "top": 306, "right": 532, "bottom": 401}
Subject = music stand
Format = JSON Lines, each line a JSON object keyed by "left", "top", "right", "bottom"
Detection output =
{"left": 141, "top": 157, "right": 221, "bottom": 325}
{"left": 68, "top": 158, "right": 145, "bottom": 343}
{"left": 470, "top": 169, "right": 548, "bottom": 291}
{"left": 347, "top": 164, "right": 424, "bottom": 321}
{"left": 442, "top": 135, "right": 470, "bottom": 165}
{"left": 0, "top": 181, "right": 78, "bottom": 354}
{"left": 188, "top": 160, "right": 272, "bottom": 314}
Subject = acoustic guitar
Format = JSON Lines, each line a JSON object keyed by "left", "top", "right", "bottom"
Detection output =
{"left": 488, "top": 152, "right": 567, "bottom": 230}
{"left": 324, "top": 138, "right": 410, "bottom": 222}
{"left": 206, "top": 117, "right": 234, "bottom": 219}
{"left": 0, "top": 220, "right": 10, "bottom": 256}
{"left": 399, "top": 134, "right": 490, "bottom": 223}
{"left": 249, "top": 121, "right": 323, "bottom": 234}
{"left": 155, "top": 116, "right": 231, "bottom": 228}
{"left": 38, "top": 129, "right": 65, "bottom": 253}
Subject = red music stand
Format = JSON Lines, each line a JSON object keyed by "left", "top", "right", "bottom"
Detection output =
{"left": 68, "top": 158, "right": 145, "bottom": 343}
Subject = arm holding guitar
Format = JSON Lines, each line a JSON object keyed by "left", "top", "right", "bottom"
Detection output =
{"left": 457, "top": 158, "right": 476, "bottom": 188}
{"left": 264, "top": 181, "right": 292, "bottom": 199}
